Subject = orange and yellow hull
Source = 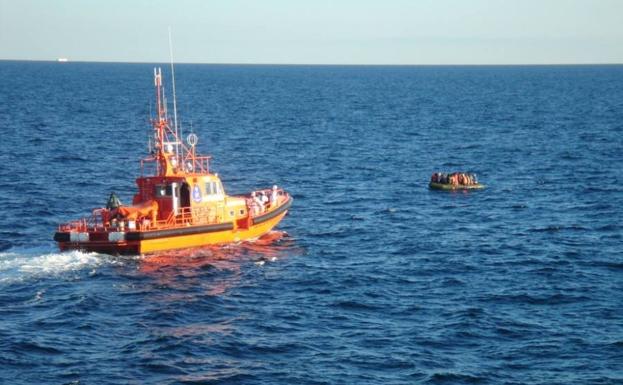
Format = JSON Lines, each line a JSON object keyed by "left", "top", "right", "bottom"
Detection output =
{"left": 139, "top": 210, "right": 287, "bottom": 254}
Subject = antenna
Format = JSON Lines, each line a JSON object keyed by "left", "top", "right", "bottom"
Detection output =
{"left": 168, "top": 27, "right": 180, "bottom": 158}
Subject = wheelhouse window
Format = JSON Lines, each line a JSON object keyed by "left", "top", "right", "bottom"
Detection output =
{"left": 205, "top": 181, "right": 223, "bottom": 195}
{"left": 155, "top": 184, "right": 173, "bottom": 197}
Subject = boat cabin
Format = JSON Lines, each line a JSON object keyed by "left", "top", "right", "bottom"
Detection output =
{"left": 132, "top": 173, "right": 247, "bottom": 226}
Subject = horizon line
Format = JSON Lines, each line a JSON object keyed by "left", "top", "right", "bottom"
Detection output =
{"left": 1, "top": 58, "right": 622, "bottom": 67}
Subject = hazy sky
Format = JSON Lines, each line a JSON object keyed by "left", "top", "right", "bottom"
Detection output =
{"left": 1, "top": 0, "right": 622, "bottom": 64}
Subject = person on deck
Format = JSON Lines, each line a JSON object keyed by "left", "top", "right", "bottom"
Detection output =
{"left": 259, "top": 191, "right": 269, "bottom": 209}
{"left": 270, "top": 185, "right": 279, "bottom": 208}
{"left": 251, "top": 192, "right": 263, "bottom": 215}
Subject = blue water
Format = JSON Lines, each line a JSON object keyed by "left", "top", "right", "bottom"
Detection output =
{"left": 1, "top": 61, "right": 622, "bottom": 384}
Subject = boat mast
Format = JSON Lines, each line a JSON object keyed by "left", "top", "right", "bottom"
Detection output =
{"left": 168, "top": 27, "right": 180, "bottom": 161}
{"left": 147, "top": 33, "right": 203, "bottom": 177}
{"left": 153, "top": 67, "right": 168, "bottom": 176}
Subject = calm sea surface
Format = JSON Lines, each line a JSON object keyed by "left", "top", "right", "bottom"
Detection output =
{"left": 0, "top": 61, "right": 622, "bottom": 384}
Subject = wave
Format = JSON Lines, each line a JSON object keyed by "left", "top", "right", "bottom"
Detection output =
{"left": 528, "top": 224, "right": 588, "bottom": 233}
{"left": 426, "top": 371, "right": 486, "bottom": 384}
{"left": 9, "top": 341, "right": 63, "bottom": 356}
{"left": 483, "top": 292, "right": 591, "bottom": 305}
{"left": 51, "top": 155, "right": 89, "bottom": 163}
{"left": 0, "top": 248, "right": 111, "bottom": 283}
{"left": 0, "top": 240, "right": 11, "bottom": 252}
{"left": 331, "top": 299, "right": 383, "bottom": 311}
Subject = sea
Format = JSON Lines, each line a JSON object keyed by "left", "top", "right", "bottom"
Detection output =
{"left": 0, "top": 61, "right": 622, "bottom": 384}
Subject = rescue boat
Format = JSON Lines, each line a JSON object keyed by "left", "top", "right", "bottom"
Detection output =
{"left": 54, "top": 67, "right": 292, "bottom": 255}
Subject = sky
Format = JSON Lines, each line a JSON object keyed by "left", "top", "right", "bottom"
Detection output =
{"left": 1, "top": 0, "right": 622, "bottom": 65}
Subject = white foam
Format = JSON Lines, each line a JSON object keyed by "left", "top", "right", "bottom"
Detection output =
{"left": 0, "top": 248, "right": 110, "bottom": 283}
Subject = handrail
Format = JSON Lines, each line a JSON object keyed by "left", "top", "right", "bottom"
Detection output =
{"left": 246, "top": 188, "right": 289, "bottom": 218}
{"left": 140, "top": 155, "right": 211, "bottom": 176}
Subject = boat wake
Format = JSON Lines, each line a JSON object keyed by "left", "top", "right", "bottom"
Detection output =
{"left": 0, "top": 247, "right": 113, "bottom": 283}
{"left": 0, "top": 231, "right": 297, "bottom": 285}
{"left": 250, "top": 230, "right": 289, "bottom": 245}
